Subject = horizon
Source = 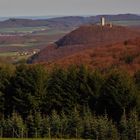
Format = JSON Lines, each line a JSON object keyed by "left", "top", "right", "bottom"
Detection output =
{"left": 1, "top": 13, "right": 140, "bottom": 19}
{"left": 0, "top": 13, "right": 139, "bottom": 20}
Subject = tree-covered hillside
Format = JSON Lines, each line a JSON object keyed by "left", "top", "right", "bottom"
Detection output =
{"left": 0, "top": 63, "right": 140, "bottom": 139}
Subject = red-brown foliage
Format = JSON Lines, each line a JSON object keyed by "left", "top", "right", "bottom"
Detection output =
{"left": 43, "top": 38, "right": 140, "bottom": 74}
{"left": 56, "top": 25, "right": 139, "bottom": 46}
{"left": 32, "top": 25, "right": 140, "bottom": 74}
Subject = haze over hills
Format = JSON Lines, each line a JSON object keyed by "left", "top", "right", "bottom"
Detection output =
{"left": 0, "top": 14, "right": 140, "bottom": 29}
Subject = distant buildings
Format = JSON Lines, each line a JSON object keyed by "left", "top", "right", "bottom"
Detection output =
{"left": 16, "top": 49, "right": 40, "bottom": 56}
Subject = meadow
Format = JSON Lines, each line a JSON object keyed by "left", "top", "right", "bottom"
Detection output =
{"left": 0, "top": 26, "right": 48, "bottom": 33}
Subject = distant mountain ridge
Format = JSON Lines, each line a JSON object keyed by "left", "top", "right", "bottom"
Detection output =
{"left": 0, "top": 14, "right": 140, "bottom": 28}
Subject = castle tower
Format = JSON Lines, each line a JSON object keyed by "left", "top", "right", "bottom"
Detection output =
{"left": 101, "top": 17, "right": 105, "bottom": 26}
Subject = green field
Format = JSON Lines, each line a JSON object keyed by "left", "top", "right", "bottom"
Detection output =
{"left": 0, "top": 43, "right": 36, "bottom": 49}
{"left": 0, "top": 51, "right": 17, "bottom": 57}
{"left": 0, "top": 26, "right": 48, "bottom": 33}
{"left": 0, "top": 51, "right": 32, "bottom": 64}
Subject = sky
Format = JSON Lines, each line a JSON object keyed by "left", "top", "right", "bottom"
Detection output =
{"left": 0, "top": 0, "right": 139, "bottom": 17}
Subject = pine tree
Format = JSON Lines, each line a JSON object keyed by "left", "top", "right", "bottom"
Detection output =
{"left": 67, "top": 108, "right": 82, "bottom": 138}
{"left": 50, "top": 110, "right": 61, "bottom": 138}
{"left": 11, "top": 64, "right": 48, "bottom": 117}
{"left": 41, "top": 115, "right": 50, "bottom": 138}
{"left": 91, "top": 115, "right": 119, "bottom": 140}
{"left": 0, "top": 64, "right": 15, "bottom": 115}
{"left": 45, "top": 67, "right": 67, "bottom": 113}
{"left": 60, "top": 111, "right": 69, "bottom": 138}
{"left": 26, "top": 113, "right": 35, "bottom": 137}
{"left": 96, "top": 69, "right": 137, "bottom": 121}
{"left": 119, "top": 109, "right": 128, "bottom": 140}
{"left": 127, "top": 109, "right": 139, "bottom": 140}
{"left": 2, "top": 117, "right": 13, "bottom": 137}
{"left": 10, "top": 112, "right": 26, "bottom": 138}
{"left": 82, "top": 107, "right": 93, "bottom": 139}
{"left": 34, "top": 112, "right": 43, "bottom": 138}
{"left": 87, "top": 70, "right": 104, "bottom": 111}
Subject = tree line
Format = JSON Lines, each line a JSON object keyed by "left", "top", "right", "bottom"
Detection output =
{"left": 0, "top": 63, "right": 140, "bottom": 139}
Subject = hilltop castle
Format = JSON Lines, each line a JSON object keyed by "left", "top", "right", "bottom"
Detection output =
{"left": 101, "top": 17, "right": 112, "bottom": 28}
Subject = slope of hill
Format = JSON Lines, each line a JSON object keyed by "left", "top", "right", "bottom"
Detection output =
{"left": 30, "top": 25, "right": 140, "bottom": 66}
{"left": 36, "top": 38, "right": 140, "bottom": 74}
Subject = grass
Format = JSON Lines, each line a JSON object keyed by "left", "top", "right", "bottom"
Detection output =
{"left": 0, "top": 51, "right": 32, "bottom": 64}
{"left": 0, "top": 26, "right": 48, "bottom": 33}
{"left": 0, "top": 44, "right": 29, "bottom": 47}
{"left": 0, "top": 52, "right": 17, "bottom": 57}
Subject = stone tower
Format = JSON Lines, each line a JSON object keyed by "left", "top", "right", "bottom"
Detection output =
{"left": 101, "top": 17, "right": 105, "bottom": 26}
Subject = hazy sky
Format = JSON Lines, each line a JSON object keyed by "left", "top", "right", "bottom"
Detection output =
{"left": 0, "top": 0, "right": 140, "bottom": 17}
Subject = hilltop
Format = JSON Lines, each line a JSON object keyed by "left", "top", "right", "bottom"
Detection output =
{"left": 56, "top": 25, "right": 139, "bottom": 46}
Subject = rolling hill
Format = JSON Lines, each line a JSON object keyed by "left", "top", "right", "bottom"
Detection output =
{"left": 30, "top": 24, "right": 140, "bottom": 63}
{"left": 30, "top": 23, "right": 140, "bottom": 74}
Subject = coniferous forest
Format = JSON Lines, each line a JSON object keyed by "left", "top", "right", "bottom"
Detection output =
{"left": 0, "top": 63, "right": 140, "bottom": 139}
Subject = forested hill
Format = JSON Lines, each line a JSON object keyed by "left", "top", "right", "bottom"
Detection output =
{"left": 30, "top": 25, "right": 140, "bottom": 65}
{"left": 0, "top": 14, "right": 140, "bottom": 28}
